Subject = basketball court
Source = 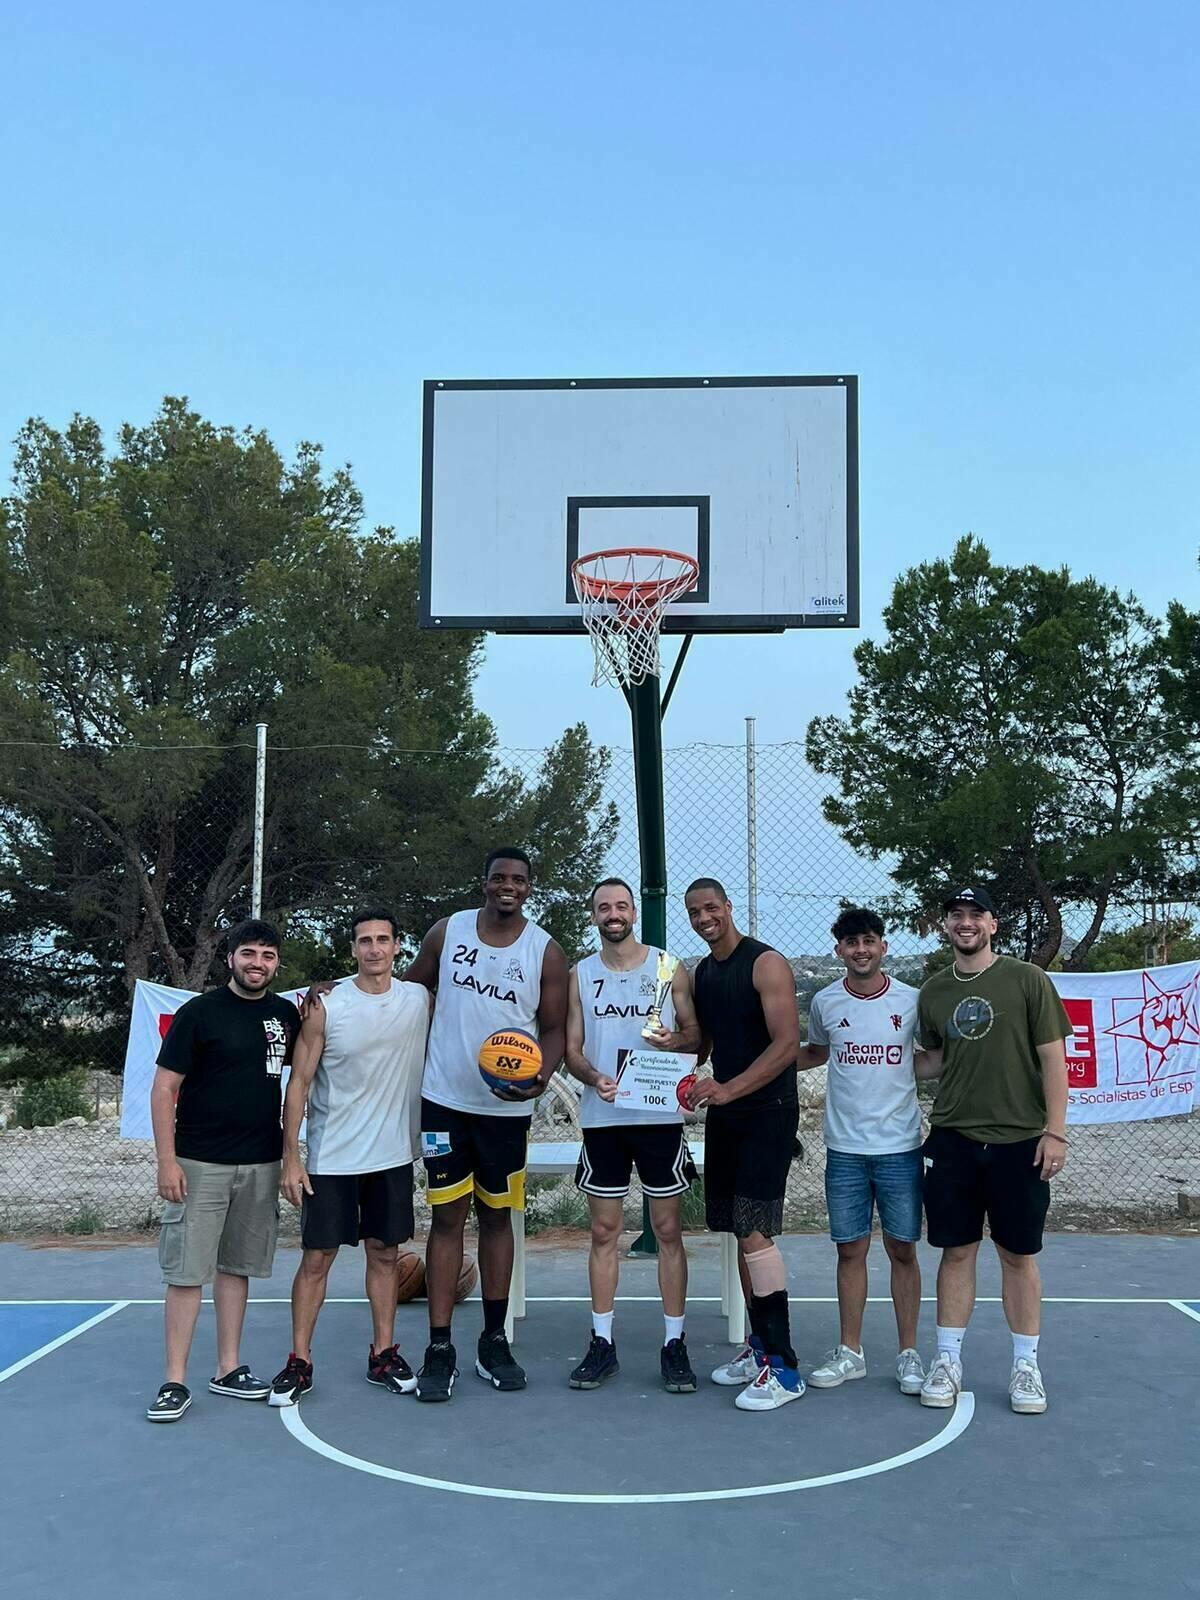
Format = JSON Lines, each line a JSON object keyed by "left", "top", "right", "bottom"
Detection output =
{"left": 2, "top": 1234, "right": 1197, "bottom": 1600}
{"left": 7, "top": 377, "right": 1194, "bottom": 1595}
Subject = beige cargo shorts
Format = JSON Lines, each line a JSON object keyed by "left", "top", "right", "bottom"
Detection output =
{"left": 158, "top": 1158, "right": 281, "bottom": 1285}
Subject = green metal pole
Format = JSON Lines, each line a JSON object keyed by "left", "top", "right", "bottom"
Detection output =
{"left": 627, "top": 674, "right": 666, "bottom": 1257}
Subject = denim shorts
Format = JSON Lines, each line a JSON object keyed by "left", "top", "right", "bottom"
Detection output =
{"left": 824, "top": 1147, "right": 923, "bottom": 1244}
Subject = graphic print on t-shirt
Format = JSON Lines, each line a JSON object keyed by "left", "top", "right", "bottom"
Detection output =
{"left": 948, "top": 995, "right": 995, "bottom": 1041}
{"left": 263, "top": 1017, "right": 288, "bottom": 1076}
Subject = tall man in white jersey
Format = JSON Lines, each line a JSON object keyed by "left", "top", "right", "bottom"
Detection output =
{"left": 799, "top": 907, "right": 927, "bottom": 1397}
{"left": 564, "top": 878, "right": 702, "bottom": 1393}
{"left": 269, "top": 908, "right": 431, "bottom": 1406}
{"left": 407, "top": 847, "right": 568, "bottom": 1403}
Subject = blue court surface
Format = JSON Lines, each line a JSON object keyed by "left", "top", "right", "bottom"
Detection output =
{"left": 1, "top": 1233, "right": 1197, "bottom": 1600}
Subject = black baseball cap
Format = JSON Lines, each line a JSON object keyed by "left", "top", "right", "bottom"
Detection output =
{"left": 942, "top": 886, "right": 997, "bottom": 915}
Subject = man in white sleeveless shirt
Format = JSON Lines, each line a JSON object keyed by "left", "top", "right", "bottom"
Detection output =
{"left": 407, "top": 846, "right": 568, "bottom": 1403}
{"left": 269, "top": 908, "right": 430, "bottom": 1407}
{"left": 565, "top": 878, "right": 701, "bottom": 1393}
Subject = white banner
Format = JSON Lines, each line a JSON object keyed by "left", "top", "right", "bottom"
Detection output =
{"left": 119, "top": 979, "right": 310, "bottom": 1140}
{"left": 1051, "top": 961, "right": 1199, "bottom": 1124}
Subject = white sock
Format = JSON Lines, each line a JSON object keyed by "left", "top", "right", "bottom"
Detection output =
{"left": 1012, "top": 1333, "right": 1039, "bottom": 1365}
{"left": 935, "top": 1325, "right": 966, "bottom": 1362}
{"left": 592, "top": 1311, "right": 614, "bottom": 1343}
{"left": 664, "top": 1314, "right": 685, "bottom": 1343}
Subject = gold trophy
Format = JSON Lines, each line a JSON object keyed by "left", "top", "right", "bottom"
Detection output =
{"left": 642, "top": 950, "right": 679, "bottom": 1039}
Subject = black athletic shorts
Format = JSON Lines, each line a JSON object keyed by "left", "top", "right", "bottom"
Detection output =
{"left": 301, "top": 1165, "right": 415, "bottom": 1250}
{"left": 703, "top": 1097, "right": 801, "bottom": 1239}
{"left": 922, "top": 1126, "right": 1050, "bottom": 1256}
{"left": 420, "top": 1098, "right": 529, "bottom": 1211}
{"left": 575, "top": 1124, "right": 697, "bottom": 1199}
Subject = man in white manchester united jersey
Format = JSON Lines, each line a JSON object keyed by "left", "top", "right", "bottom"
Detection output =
{"left": 406, "top": 847, "right": 568, "bottom": 1403}
{"left": 800, "top": 906, "right": 928, "bottom": 1396}
{"left": 564, "top": 878, "right": 701, "bottom": 1393}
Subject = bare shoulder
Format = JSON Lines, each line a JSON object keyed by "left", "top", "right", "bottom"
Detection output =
{"left": 752, "top": 948, "right": 795, "bottom": 989}
{"left": 542, "top": 938, "right": 569, "bottom": 975}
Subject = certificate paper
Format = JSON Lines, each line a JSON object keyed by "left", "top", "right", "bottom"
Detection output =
{"left": 613, "top": 1048, "right": 697, "bottom": 1114}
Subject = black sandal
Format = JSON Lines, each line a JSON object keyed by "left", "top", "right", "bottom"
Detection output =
{"left": 146, "top": 1382, "right": 191, "bottom": 1422}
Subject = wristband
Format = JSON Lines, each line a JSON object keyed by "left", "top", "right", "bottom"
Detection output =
{"left": 1043, "top": 1130, "right": 1068, "bottom": 1145}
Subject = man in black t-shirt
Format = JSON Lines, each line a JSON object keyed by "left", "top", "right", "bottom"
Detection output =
{"left": 146, "top": 919, "right": 300, "bottom": 1423}
{"left": 684, "top": 878, "right": 805, "bottom": 1413}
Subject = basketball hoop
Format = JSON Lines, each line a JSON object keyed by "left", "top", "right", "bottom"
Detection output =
{"left": 571, "top": 547, "right": 699, "bottom": 688}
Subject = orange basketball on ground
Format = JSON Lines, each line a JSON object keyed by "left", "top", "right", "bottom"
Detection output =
{"left": 396, "top": 1250, "right": 426, "bottom": 1304}
{"left": 478, "top": 1028, "right": 542, "bottom": 1092}
{"left": 456, "top": 1254, "right": 479, "bottom": 1302}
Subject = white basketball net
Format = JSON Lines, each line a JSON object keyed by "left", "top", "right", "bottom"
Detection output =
{"left": 571, "top": 547, "right": 700, "bottom": 688}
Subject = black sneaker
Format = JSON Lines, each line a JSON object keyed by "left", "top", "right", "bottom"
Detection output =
{"left": 416, "top": 1341, "right": 457, "bottom": 1403}
{"left": 569, "top": 1334, "right": 619, "bottom": 1390}
{"left": 209, "top": 1365, "right": 271, "bottom": 1400}
{"left": 367, "top": 1343, "right": 417, "bottom": 1395}
{"left": 661, "top": 1336, "right": 697, "bottom": 1393}
{"left": 476, "top": 1329, "right": 527, "bottom": 1391}
{"left": 146, "top": 1382, "right": 191, "bottom": 1422}
{"left": 268, "top": 1353, "right": 313, "bottom": 1408}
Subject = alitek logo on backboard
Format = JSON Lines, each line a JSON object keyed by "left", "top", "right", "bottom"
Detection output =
{"left": 811, "top": 593, "right": 846, "bottom": 610}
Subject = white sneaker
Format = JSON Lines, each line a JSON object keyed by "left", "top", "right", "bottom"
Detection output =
{"left": 919, "top": 1352, "right": 963, "bottom": 1408}
{"left": 1009, "top": 1358, "right": 1047, "bottom": 1414}
{"left": 734, "top": 1359, "right": 805, "bottom": 1411}
{"left": 807, "top": 1345, "right": 867, "bottom": 1388}
{"left": 710, "top": 1337, "right": 764, "bottom": 1386}
{"left": 896, "top": 1348, "right": 925, "bottom": 1395}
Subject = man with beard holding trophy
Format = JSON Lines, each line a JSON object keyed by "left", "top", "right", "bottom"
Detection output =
{"left": 564, "top": 879, "right": 701, "bottom": 1392}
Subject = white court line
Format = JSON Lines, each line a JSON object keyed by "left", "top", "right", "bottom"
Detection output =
{"left": 0, "top": 1295, "right": 1189, "bottom": 1306}
{"left": 281, "top": 1392, "right": 976, "bottom": 1504}
{"left": 0, "top": 1301, "right": 129, "bottom": 1385}
{"left": 1168, "top": 1299, "right": 1200, "bottom": 1326}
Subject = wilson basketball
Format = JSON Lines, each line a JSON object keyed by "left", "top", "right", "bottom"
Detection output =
{"left": 478, "top": 1028, "right": 542, "bottom": 1091}
{"left": 396, "top": 1250, "right": 426, "bottom": 1304}
{"left": 456, "top": 1253, "right": 479, "bottom": 1303}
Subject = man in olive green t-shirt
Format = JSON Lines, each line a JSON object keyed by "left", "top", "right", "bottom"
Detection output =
{"left": 914, "top": 886, "right": 1070, "bottom": 1417}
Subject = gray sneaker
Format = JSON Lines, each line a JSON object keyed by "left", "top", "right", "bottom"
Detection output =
{"left": 808, "top": 1345, "right": 867, "bottom": 1388}
{"left": 1009, "top": 1358, "right": 1047, "bottom": 1414}
{"left": 919, "top": 1352, "right": 963, "bottom": 1408}
{"left": 710, "top": 1337, "right": 764, "bottom": 1386}
{"left": 896, "top": 1348, "right": 925, "bottom": 1395}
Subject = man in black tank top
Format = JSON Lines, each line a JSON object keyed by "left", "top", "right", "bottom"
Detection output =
{"left": 684, "top": 878, "right": 804, "bottom": 1412}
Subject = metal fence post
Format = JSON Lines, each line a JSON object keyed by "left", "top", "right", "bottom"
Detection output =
{"left": 745, "top": 716, "right": 758, "bottom": 938}
{"left": 252, "top": 723, "right": 267, "bottom": 918}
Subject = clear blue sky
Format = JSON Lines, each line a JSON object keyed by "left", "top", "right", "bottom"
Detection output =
{"left": 1, "top": 0, "right": 1196, "bottom": 755}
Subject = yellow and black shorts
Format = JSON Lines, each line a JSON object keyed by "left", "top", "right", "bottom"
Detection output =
{"left": 420, "top": 1098, "right": 529, "bottom": 1211}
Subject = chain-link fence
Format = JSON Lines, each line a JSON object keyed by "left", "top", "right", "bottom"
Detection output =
{"left": 0, "top": 734, "right": 1196, "bottom": 1236}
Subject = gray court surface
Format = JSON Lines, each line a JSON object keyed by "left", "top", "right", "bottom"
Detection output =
{"left": 2, "top": 1233, "right": 1198, "bottom": 1600}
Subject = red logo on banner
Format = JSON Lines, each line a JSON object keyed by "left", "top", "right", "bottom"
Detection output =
{"left": 1063, "top": 998, "right": 1097, "bottom": 1087}
{"left": 1105, "top": 969, "right": 1200, "bottom": 1084}
{"left": 157, "top": 1012, "right": 175, "bottom": 1040}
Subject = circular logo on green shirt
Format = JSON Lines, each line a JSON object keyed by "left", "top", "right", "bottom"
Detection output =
{"left": 950, "top": 996, "right": 994, "bottom": 1041}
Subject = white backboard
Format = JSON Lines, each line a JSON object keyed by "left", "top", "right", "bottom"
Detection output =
{"left": 420, "top": 376, "right": 859, "bottom": 633}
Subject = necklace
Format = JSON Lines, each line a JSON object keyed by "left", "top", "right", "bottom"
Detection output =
{"left": 951, "top": 954, "right": 997, "bottom": 983}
